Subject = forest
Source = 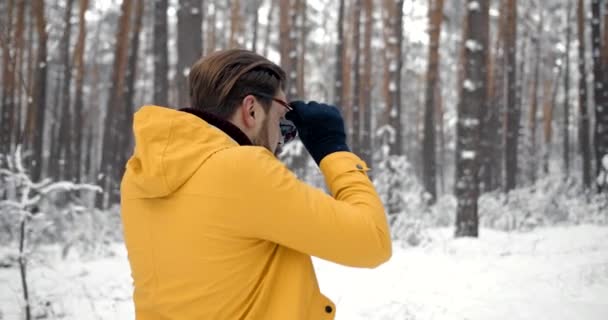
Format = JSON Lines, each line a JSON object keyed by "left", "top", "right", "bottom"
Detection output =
{"left": 1, "top": 0, "right": 608, "bottom": 319}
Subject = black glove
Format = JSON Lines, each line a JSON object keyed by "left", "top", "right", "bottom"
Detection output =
{"left": 286, "top": 101, "right": 350, "bottom": 164}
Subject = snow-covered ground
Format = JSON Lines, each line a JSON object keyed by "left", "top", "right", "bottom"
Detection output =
{"left": 1, "top": 225, "right": 607, "bottom": 319}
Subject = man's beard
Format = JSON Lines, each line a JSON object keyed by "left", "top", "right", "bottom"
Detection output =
{"left": 251, "top": 116, "right": 273, "bottom": 154}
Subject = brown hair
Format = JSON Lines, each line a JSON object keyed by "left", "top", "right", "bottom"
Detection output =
{"left": 188, "top": 49, "right": 287, "bottom": 119}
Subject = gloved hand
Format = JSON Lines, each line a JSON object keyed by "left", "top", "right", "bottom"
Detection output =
{"left": 286, "top": 101, "right": 350, "bottom": 164}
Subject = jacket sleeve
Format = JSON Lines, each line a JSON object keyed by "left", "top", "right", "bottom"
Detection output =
{"left": 212, "top": 147, "right": 392, "bottom": 268}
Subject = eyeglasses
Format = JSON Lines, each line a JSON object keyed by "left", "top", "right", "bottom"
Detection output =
{"left": 247, "top": 92, "right": 298, "bottom": 145}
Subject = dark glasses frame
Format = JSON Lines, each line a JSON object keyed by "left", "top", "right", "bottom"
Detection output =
{"left": 245, "top": 92, "right": 297, "bottom": 145}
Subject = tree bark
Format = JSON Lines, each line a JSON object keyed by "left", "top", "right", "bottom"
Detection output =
{"left": 590, "top": 0, "right": 607, "bottom": 190}
{"left": 119, "top": 0, "right": 145, "bottom": 168}
{"left": 296, "top": 0, "right": 307, "bottom": 98}
{"left": 423, "top": 0, "right": 444, "bottom": 202}
{"left": 26, "top": 0, "right": 48, "bottom": 181}
{"left": 153, "top": 0, "right": 169, "bottom": 106}
{"left": 57, "top": 0, "right": 75, "bottom": 181}
{"left": 207, "top": 2, "right": 217, "bottom": 55}
{"left": 72, "top": 0, "right": 89, "bottom": 182}
{"left": 99, "top": 0, "right": 133, "bottom": 207}
{"left": 262, "top": 0, "right": 275, "bottom": 57}
{"left": 352, "top": 0, "right": 362, "bottom": 155}
{"left": 229, "top": 0, "right": 241, "bottom": 48}
{"left": 577, "top": 0, "right": 591, "bottom": 188}
{"left": 454, "top": 0, "right": 489, "bottom": 238}
{"left": 528, "top": 10, "right": 543, "bottom": 184}
{"left": 504, "top": 0, "right": 518, "bottom": 192}
{"left": 563, "top": 1, "right": 572, "bottom": 178}
{"left": 361, "top": 0, "right": 373, "bottom": 167}
{"left": 334, "top": 0, "right": 345, "bottom": 109}
{"left": 1, "top": 0, "right": 15, "bottom": 155}
{"left": 177, "top": 0, "right": 203, "bottom": 107}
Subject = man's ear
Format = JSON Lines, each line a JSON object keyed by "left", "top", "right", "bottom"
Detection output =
{"left": 241, "top": 95, "right": 257, "bottom": 128}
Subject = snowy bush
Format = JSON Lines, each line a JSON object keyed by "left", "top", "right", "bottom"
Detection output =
{"left": 373, "top": 144, "right": 432, "bottom": 245}
{"left": 478, "top": 175, "right": 608, "bottom": 232}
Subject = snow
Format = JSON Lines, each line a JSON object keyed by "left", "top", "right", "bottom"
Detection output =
{"left": 461, "top": 150, "right": 476, "bottom": 159}
{"left": 465, "top": 39, "right": 483, "bottom": 52}
{"left": 461, "top": 118, "right": 480, "bottom": 127}
{"left": 467, "top": 1, "right": 480, "bottom": 12}
{"left": 463, "top": 79, "right": 476, "bottom": 91}
{"left": 1, "top": 226, "right": 607, "bottom": 319}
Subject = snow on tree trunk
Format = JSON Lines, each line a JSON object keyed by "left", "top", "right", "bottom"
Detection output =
{"left": 454, "top": 0, "right": 489, "bottom": 238}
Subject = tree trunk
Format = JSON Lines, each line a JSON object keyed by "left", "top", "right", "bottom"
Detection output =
{"left": 504, "top": 0, "right": 518, "bottom": 192}
{"left": 423, "top": 0, "right": 444, "bottom": 202}
{"left": 288, "top": 0, "right": 299, "bottom": 98}
{"left": 1, "top": 0, "right": 15, "bottom": 155}
{"left": 543, "top": 61, "right": 563, "bottom": 174}
{"left": 72, "top": 0, "right": 89, "bottom": 182}
{"left": 229, "top": 0, "right": 241, "bottom": 48}
{"left": 262, "top": 0, "right": 275, "bottom": 57}
{"left": 590, "top": 0, "right": 607, "bottom": 190}
{"left": 279, "top": 0, "right": 291, "bottom": 77}
{"left": 177, "top": 0, "right": 203, "bottom": 107}
{"left": 528, "top": 10, "right": 542, "bottom": 184}
{"left": 153, "top": 0, "right": 169, "bottom": 106}
{"left": 119, "top": 0, "right": 144, "bottom": 168}
{"left": 334, "top": 0, "right": 345, "bottom": 109}
{"left": 296, "top": 0, "right": 307, "bottom": 98}
{"left": 563, "top": 1, "right": 572, "bottom": 178}
{"left": 361, "top": 0, "right": 373, "bottom": 167}
{"left": 481, "top": 0, "right": 508, "bottom": 192}
{"left": 251, "top": 1, "right": 260, "bottom": 52}
{"left": 12, "top": 0, "right": 26, "bottom": 150}
{"left": 99, "top": 0, "right": 133, "bottom": 207}
{"left": 26, "top": 0, "right": 48, "bottom": 181}
{"left": 577, "top": 0, "right": 591, "bottom": 188}
{"left": 454, "top": 0, "right": 489, "bottom": 238}
{"left": 207, "top": 3, "right": 217, "bottom": 55}
{"left": 352, "top": 0, "right": 362, "bottom": 155}
{"left": 57, "top": 0, "right": 75, "bottom": 181}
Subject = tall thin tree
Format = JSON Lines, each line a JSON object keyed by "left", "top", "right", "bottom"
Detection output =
{"left": 423, "top": 0, "right": 445, "bottom": 202}
{"left": 352, "top": 0, "right": 362, "bottom": 155}
{"left": 99, "top": 0, "right": 133, "bottom": 206}
{"left": 26, "top": 0, "right": 48, "bottom": 181}
{"left": 361, "top": 0, "right": 374, "bottom": 167}
{"left": 590, "top": 0, "right": 607, "bottom": 189}
{"left": 455, "top": 0, "right": 489, "bottom": 238}
{"left": 177, "top": 0, "right": 203, "bottom": 107}
{"left": 72, "top": 0, "right": 89, "bottom": 182}
{"left": 577, "top": 0, "right": 591, "bottom": 188}
{"left": 153, "top": 0, "right": 169, "bottom": 106}
{"left": 504, "top": 0, "right": 518, "bottom": 192}
{"left": 334, "top": 0, "right": 345, "bottom": 109}
{"left": 563, "top": 1, "right": 572, "bottom": 178}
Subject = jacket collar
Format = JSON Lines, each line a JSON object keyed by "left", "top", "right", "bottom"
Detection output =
{"left": 179, "top": 108, "right": 253, "bottom": 146}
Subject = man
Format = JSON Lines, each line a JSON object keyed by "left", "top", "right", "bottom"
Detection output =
{"left": 120, "top": 49, "right": 391, "bottom": 319}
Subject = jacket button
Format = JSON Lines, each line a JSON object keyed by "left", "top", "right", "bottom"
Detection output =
{"left": 325, "top": 305, "right": 333, "bottom": 313}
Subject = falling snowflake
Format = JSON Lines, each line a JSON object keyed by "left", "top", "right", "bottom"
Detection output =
{"left": 463, "top": 79, "right": 476, "bottom": 92}
{"left": 468, "top": 1, "right": 480, "bottom": 11}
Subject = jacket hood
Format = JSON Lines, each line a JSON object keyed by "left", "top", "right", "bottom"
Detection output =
{"left": 121, "top": 105, "right": 247, "bottom": 199}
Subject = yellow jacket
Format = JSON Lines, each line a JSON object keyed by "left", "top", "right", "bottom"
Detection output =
{"left": 120, "top": 106, "right": 392, "bottom": 319}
